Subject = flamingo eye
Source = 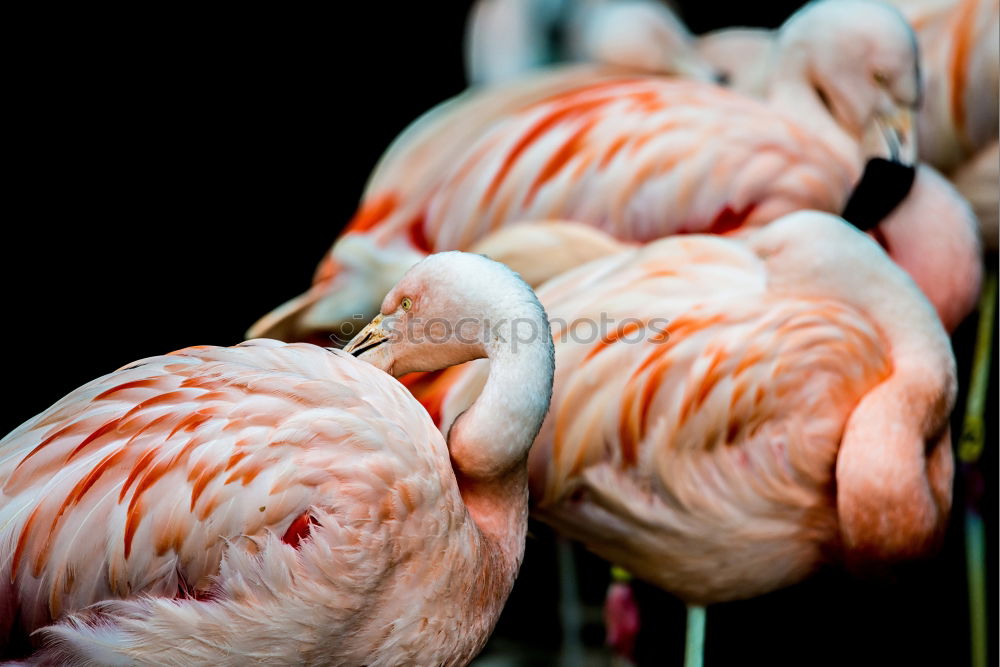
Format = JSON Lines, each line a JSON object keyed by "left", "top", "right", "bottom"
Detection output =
{"left": 873, "top": 71, "right": 889, "bottom": 86}
{"left": 401, "top": 297, "right": 412, "bottom": 311}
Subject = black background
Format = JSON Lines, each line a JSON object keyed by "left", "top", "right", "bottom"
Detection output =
{"left": 6, "top": 3, "right": 996, "bottom": 665}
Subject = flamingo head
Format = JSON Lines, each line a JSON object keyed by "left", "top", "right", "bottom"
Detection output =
{"left": 575, "top": 1, "right": 721, "bottom": 81}
{"left": 346, "top": 251, "right": 555, "bottom": 480}
{"left": 773, "top": 0, "right": 920, "bottom": 163}
{"left": 344, "top": 251, "right": 552, "bottom": 378}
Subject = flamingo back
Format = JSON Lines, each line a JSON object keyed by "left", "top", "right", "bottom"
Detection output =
{"left": 250, "top": 73, "right": 866, "bottom": 342}
{"left": 416, "top": 217, "right": 955, "bottom": 603}
{"left": 418, "top": 78, "right": 857, "bottom": 249}
{"left": 424, "top": 236, "right": 888, "bottom": 601}
{"left": 333, "top": 76, "right": 859, "bottom": 272}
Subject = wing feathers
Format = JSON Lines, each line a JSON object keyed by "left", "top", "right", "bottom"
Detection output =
{"left": 0, "top": 342, "right": 451, "bottom": 642}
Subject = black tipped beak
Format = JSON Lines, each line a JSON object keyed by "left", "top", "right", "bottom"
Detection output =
{"left": 351, "top": 330, "right": 374, "bottom": 350}
{"left": 841, "top": 158, "right": 916, "bottom": 232}
{"left": 349, "top": 337, "right": 387, "bottom": 357}
{"left": 342, "top": 314, "right": 391, "bottom": 359}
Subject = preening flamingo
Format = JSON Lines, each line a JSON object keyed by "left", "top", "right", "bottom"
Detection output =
{"left": 699, "top": 0, "right": 1000, "bottom": 249}
{"left": 412, "top": 211, "right": 959, "bottom": 661}
{"left": 466, "top": 0, "right": 934, "bottom": 162}
{"left": 249, "top": 1, "right": 934, "bottom": 344}
{"left": 0, "top": 252, "right": 555, "bottom": 665}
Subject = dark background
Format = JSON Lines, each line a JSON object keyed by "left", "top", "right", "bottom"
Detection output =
{"left": 6, "top": 3, "right": 996, "bottom": 665}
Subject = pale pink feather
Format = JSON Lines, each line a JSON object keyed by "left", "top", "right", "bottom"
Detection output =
{"left": 415, "top": 213, "right": 956, "bottom": 604}
{"left": 0, "top": 341, "right": 506, "bottom": 664}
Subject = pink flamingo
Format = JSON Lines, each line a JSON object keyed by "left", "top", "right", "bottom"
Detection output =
{"left": 700, "top": 0, "right": 1000, "bottom": 249}
{"left": 468, "top": 0, "right": 997, "bottom": 249}
{"left": 465, "top": 0, "right": 718, "bottom": 85}
{"left": 412, "top": 208, "right": 962, "bottom": 664}
{"left": 0, "top": 253, "right": 554, "bottom": 665}
{"left": 901, "top": 0, "right": 1000, "bottom": 250}
{"left": 249, "top": 1, "right": 941, "bottom": 343}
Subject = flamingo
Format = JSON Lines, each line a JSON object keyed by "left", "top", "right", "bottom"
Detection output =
{"left": 459, "top": 159, "right": 983, "bottom": 317}
{"left": 250, "top": 1, "right": 947, "bottom": 344}
{"left": 467, "top": 219, "right": 630, "bottom": 287}
{"left": 905, "top": 0, "right": 1000, "bottom": 252}
{"left": 0, "top": 253, "right": 555, "bottom": 665}
{"left": 468, "top": 0, "right": 999, "bottom": 250}
{"left": 459, "top": 189, "right": 982, "bottom": 342}
{"left": 699, "top": 0, "right": 1000, "bottom": 249}
{"left": 464, "top": 0, "right": 718, "bottom": 85}
{"left": 696, "top": 26, "right": 773, "bottom": 92}
{"left": 412, "top": 209, "right": 960, "bottom": 664}
{"left": 884, "top": 0, "right": 998, "bottom": 176}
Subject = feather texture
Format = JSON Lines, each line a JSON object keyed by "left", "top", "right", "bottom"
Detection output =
{"left": 0, "top": 341, "right": 510, "bottom": 665}
{"left": 418, "top": 214, "right": 956, "bottom": 603}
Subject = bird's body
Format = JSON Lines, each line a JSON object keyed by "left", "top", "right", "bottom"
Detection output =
{"left": 251, "top": 72, "right": 863, "bottom": 341}
{"left": 415, "top": 213, "right": 957, "bottom": 603}
{"left": 252, "top": 1, "right": 938, "bottom": 343}
{"left": 465, "top": 0, "right": 998, "bottom": 250}
{"left": 0, "top": 342, "right": 498, "bottom": 664}
{"left": 0, "top": 254, "right": 556, "bottom": 665}
{"left": 397, "top": 77, "right": 855, "bottom": 250}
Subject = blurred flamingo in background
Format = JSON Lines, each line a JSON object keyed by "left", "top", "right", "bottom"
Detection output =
{"left": 412, "top": 209, "right": 961, "bottom": 665}
{"left": 465, "top": 0, "right": 719, "bottom": 84}
{"left": 0, "top": 253, "right": 554, "bottom": 665}
{"left": 693, "top": 3, "right": 997, "bottom": 663}
{"left": 700, "top": 0, "right": 999, "bottom": 249}
{"left": 250, "top": 1, "right": 954, "bottom": 344}
{"left": 464, "top": 164, "right": 981, "bottom": 325}
{"left": 899, "top": 0, "right": 999, "bottom": 250}
{"left": 465, "top": 0, "right": 998, "bottom": 247}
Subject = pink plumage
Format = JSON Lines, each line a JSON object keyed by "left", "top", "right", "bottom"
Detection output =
{"left": 0, "top": 343, "right": 473, "bottom": 662}
{"left": 411, "top": 212, "right": 957, "bottom": 604}
{"left": 252, "top": 1, "right": 959, "bottom": 344}
{"left": 249, "top": 71, "right": 859, "bottom": 342}
{"left": 0, "top": 252, "right": 556, "bottom": 665}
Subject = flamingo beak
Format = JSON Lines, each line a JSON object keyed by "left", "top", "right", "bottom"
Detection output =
{"left": 875, "top": 105, "right": 917, "bottom": 166}
{"left": 343, "top": 314, "right": 394, "bottom": 372}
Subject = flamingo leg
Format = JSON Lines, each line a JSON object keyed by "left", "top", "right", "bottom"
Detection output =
{"left": 964, "top": 509, "right": 987, "bottom": 667}
{"left": 556, "top": 537, "right": 585, "bottom": 667}
{"left": 958, "top": 269, "right": 997, "bottom": 464}
{"left": 684, "top": 604, "right": 707, "bottom": 667}
{"left": 958, "top": 269, "right": 997, "bottom": 667}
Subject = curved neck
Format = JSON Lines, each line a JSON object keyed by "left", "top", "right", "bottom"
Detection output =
{"left": 446, "top": 313, "right": 553, "bottom": 574}
{"left": 765, "top": 55, "right": 859, "bottom": 167}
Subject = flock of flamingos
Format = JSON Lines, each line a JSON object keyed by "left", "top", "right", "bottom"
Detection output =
{"left": 1, "top": 0, "right": 997, "bottom": 664}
